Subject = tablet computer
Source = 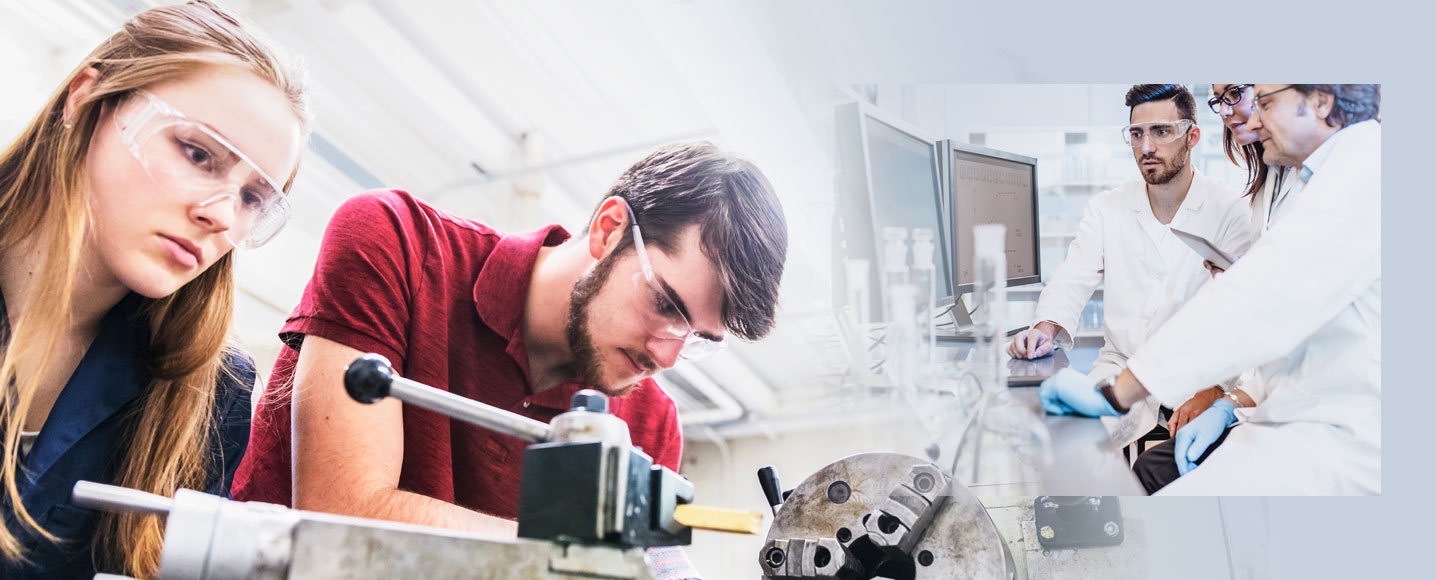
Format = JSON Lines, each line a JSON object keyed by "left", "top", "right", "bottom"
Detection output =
{"left": 1006, "top": 349, "right": 1070, "bottom": 387}
{"left": 1170, "top": 227, "right": 1234, "bottom": 270}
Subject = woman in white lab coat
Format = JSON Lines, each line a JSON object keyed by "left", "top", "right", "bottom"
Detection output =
{"left": 1213, "top": 84, "right": 1298, "bottom": 248}
{"left": 1158, "top": 85, "right": 1306, "bottom": 439}
{"left": 1159, "top": 84, "right": 1292, "bottom": 435}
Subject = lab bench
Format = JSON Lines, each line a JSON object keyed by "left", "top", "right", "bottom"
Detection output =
{"left": 931, "top": 342, "right": 1145, "bottom": 497}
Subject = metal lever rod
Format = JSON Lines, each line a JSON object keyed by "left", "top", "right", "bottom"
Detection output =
{"left": 345, "top": 354, "right": 552, "bottom": 444}
{"left": 72, "top": 481, "right": 173, "bottom": 515}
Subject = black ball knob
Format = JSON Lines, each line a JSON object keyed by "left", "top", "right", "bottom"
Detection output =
{"left": 345, "top": 354, "right": 395, "bottom": 404}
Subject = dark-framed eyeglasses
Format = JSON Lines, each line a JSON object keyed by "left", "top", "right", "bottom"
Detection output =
{"left": 1207, "top": 84, "right": 1252, "bottom": 114}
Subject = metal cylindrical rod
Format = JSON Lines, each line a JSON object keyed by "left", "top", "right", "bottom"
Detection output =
{"left": 72, "top": 481, "right": 172, "bottom": 515}
{"left": 345, "top": 354, "right": 551, "bottom": 444}
{"left": 389, "top": 375, "right": 551, "bottom": 443}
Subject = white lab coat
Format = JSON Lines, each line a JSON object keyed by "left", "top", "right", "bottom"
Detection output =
{"left": 1127, "top": 120, "right": 1381, "bottom": 495}
{"left": 1247, "top": 166, "right": 1278, "bottom": 239}
{"left": 1227, "top": 164, "right": 1297, "bottom": 397}
{"left": 1032, "top": 170, "right": 1254, "bottom": 446}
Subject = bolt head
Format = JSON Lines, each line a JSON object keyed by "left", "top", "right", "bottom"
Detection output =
{"left": 570, "top": 389, "right": 609, "bottom": 413}
{"left": 1104, "top": 521, "right": 1120, "bottom": 537}
{"left": 765, "top": 547, "right": 785, "bottom": 567}
{"left": 1040, "top": 525, "right": 1055, "bottom": 539}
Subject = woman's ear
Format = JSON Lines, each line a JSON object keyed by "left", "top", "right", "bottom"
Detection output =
{"left": 62, "top": 67, "right": 101, "bottom": 126}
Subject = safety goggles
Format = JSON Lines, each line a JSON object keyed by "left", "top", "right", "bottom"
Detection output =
{"left": 623, "top": 201, "right": 726, "bottom": 361}
{"left": 114, "top": 90, "right": 291, "bottom": 249}
{"left": 1207, "top": 84, "right": 1252, "bottom": 114}
{"left": 1120, "top": 119, "right": 1194, "bottom": 147}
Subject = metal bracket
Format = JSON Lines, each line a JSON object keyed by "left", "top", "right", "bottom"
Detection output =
{"left": 1033, "top": 496, "right": 1124, "bottom": 549}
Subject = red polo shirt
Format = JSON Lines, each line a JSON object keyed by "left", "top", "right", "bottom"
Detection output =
{"left": 233, "top": 190, "right": 683, "bottom": 518}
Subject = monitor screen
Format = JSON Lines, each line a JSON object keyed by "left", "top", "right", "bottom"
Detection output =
{"left": 949, "top": 146, "right": 1039, "bottom": 290}
{"left": 863, "top": 114, "right": 952, "bottom": 298}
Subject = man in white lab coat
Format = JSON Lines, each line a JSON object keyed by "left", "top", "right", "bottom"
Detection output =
{"left": 1040, "top": 85, "right": 1381, "bottom": 495}
{"left": 1009, "top": 84, "right": 1254, "bottom": 447}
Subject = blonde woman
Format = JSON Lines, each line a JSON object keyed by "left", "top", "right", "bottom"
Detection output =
{"left": 0, "top": 1, "right": 310, "bottom": 578}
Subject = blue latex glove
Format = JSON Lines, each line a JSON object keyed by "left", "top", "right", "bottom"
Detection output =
{"left": 1173, "top": 398, "right": 1237, "bottom": 475}
{"left": 1037, "top": 368, "right": 1120, "bottom": 417}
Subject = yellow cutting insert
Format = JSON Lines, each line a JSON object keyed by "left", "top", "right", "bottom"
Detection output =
{"left": 673, "top": 504, "right": 764, "bottom": 535}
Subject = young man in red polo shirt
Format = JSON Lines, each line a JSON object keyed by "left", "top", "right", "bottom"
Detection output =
{"left": 233, "top": 143, "right": 787, "bottom": 544}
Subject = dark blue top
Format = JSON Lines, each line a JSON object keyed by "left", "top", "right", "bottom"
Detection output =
{"left": 0, "top": 290, "right": 254, "bottom": 580}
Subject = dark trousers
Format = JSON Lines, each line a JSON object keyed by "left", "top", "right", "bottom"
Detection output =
{"left": 1132, "top": 426, "right": 1235, "bottom": 494}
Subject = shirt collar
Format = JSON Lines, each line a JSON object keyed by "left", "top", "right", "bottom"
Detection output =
{"left": 3, "top": 289, "right": 152, "bottom": 487}
{"left": 472, "top": 225, "right": 570, "bottom": 385}
{"left": 1300, "top": 119, "right": 1377, "bottom": 183}
{"left": 1130, "top": 168, "right": 1208, "bottom": 213}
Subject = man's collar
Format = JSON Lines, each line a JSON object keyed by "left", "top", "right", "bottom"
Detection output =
{"left": 472, "top": 225, "right": 570, "bottom": 380}
{"left": 1300, "top": 120, "right": 1378, "bottom": 183}
{"left": 472, "top": 225, "right": 570, "bottom": 340}
{"left": 1132, "top": 168, "right": 1206, "bottom": 212}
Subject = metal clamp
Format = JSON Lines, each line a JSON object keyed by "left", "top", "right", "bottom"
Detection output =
{"left": 862, "top": 464, "right": 949, "bottom": 554}
{"left": 760, "top": 537, "right": 861, "bottom": 580}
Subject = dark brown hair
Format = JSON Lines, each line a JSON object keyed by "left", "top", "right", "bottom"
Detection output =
{"left": 1222, "top": 127, "right": 1268, "bottom": 200}
{"left": 1126, "top": 84, "right": 1197, "bottom": 122}
{"left": 587, "top": 142, "right": 787, "bottom": 341}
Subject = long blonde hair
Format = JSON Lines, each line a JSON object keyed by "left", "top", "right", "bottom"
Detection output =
{"left": 0, "top": 1, "right": 309, "bottom": 576}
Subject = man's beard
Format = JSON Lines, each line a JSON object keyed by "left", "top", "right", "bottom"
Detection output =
{"left": 562, "top": 251, "right": 642, "bottom": 396}
{"left": 1140, "top": 140, "right": 1190, "bottom": 185}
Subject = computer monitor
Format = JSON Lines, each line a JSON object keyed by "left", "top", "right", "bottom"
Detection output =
{"left": 835, "top": 102, "right": 952, "bottom": 323}
{"left": 939, "top": 140, "right": 1041, "bottom": 295}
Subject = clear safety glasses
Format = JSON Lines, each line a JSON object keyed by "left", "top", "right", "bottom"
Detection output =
{"left": 1121, "top": 119, "right": 1194, "bottom": 147}
{"left": 114, "top": 90, "right": 292, "bottom": 249}
{"left": 1207, "top": 84, "right": 1252, "bottom": 114}
{"left": 623, "top": 201, "right": 726, "bottom": 361}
